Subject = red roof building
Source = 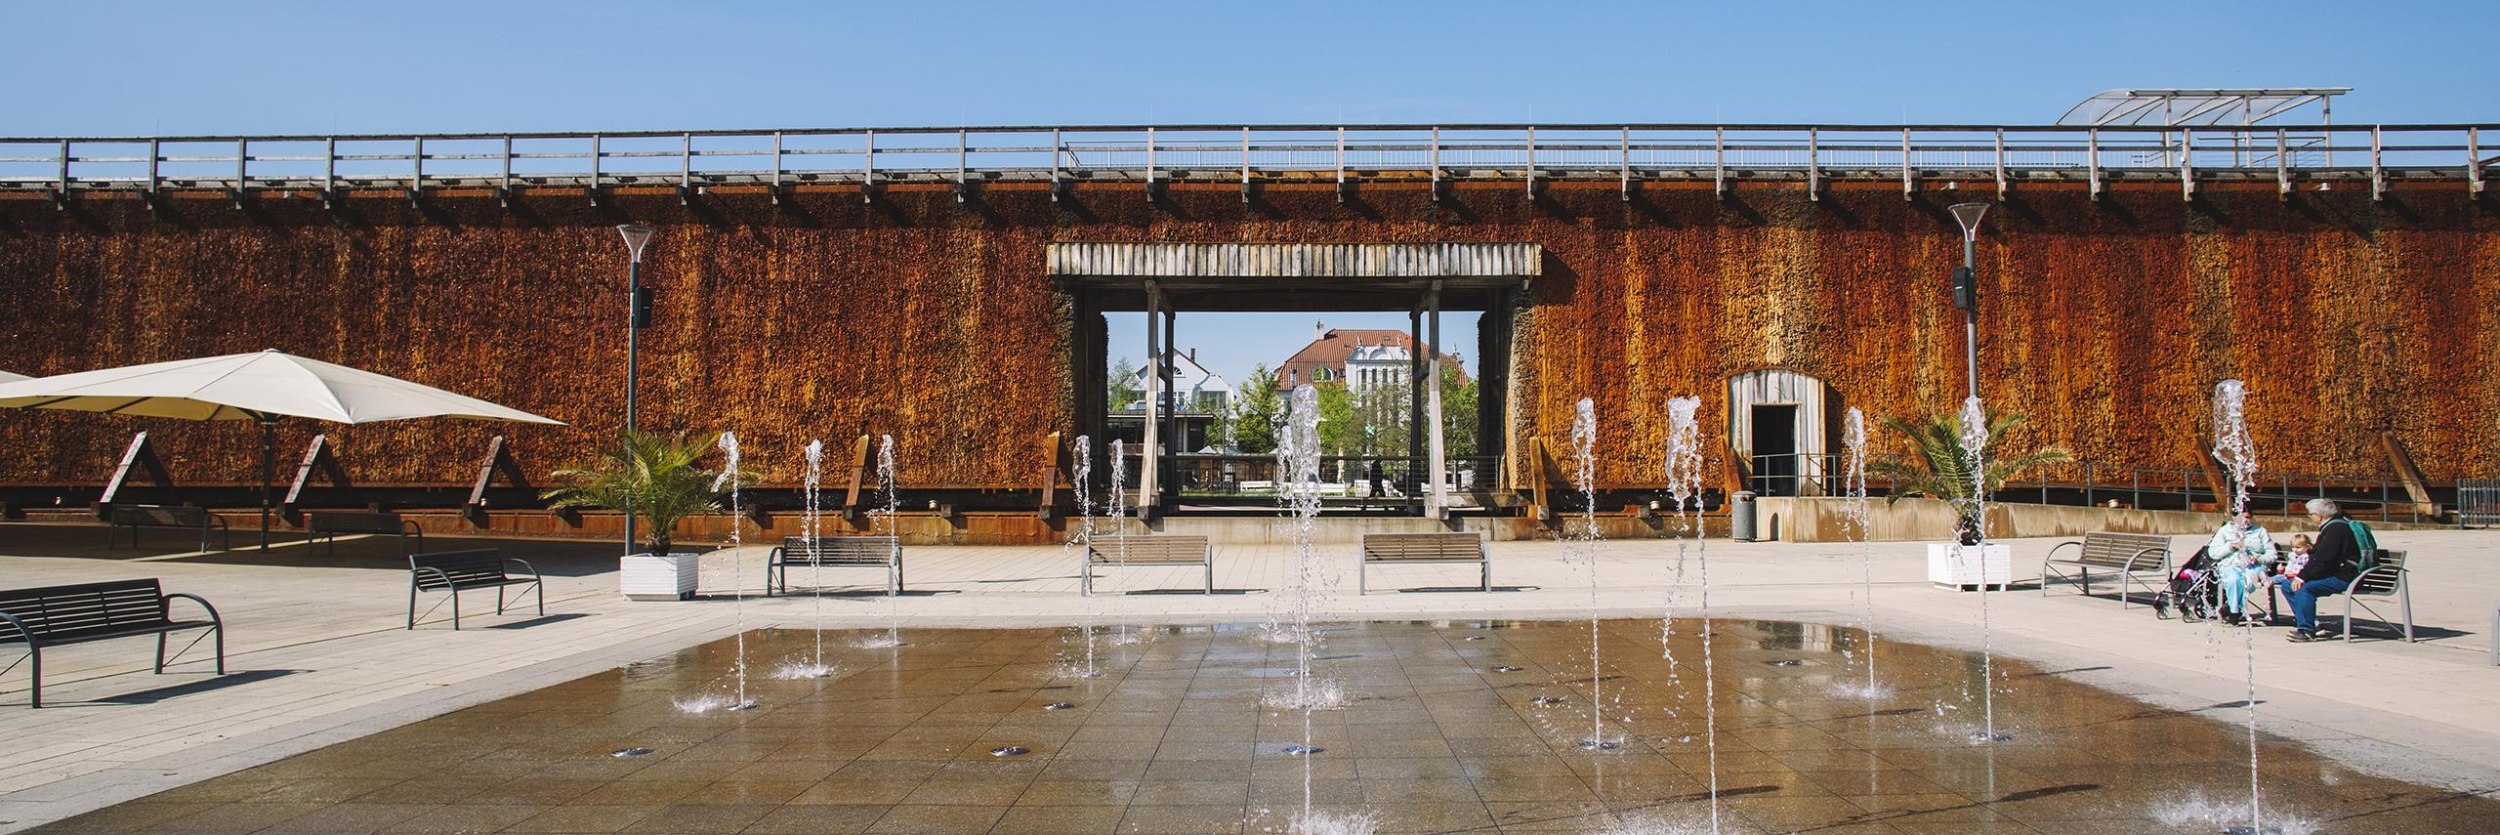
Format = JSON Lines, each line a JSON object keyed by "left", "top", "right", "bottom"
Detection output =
{"left": 1272, "top": 325, "right": 1468, "bottom": 390}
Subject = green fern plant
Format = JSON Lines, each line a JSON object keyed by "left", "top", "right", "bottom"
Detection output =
{"left": 542, "top": 430, "right": 725, "bottom": 555}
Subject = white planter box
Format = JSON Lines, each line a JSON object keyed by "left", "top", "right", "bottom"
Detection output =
{"left": 1927, "top": 543, "right": 2013, "bottom": 590}
{"left": 621, "top": 553, "right": 699, "bottom": 601}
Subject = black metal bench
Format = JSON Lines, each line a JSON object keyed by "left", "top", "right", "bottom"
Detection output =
{"left": 306, "top": 510, "right": 423, "bottom": 557}
{"left": 0, "top": 579, "right": 225, "bottom": 708}
{"left": 766, "top": 536, "right": 902, "bottom": 596}
{"left": 1359, "top": 532, "right": 1491, "bottom": 594}
{"left": 1084, "top": 535, "right": 1214, "bottom": 595}
{"left": 2343, "top": 549, "right": 2413, "bottom": 642}
{"left": 407, "top": 549, "right": 543, "bottom": 630}
{"left": 2040, "top": 531, "right": 2172, "bottom": 609}
{"left": 107, "top": 505, "right": 230, "bottom": 552}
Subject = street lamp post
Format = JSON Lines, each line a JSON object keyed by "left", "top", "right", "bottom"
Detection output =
{"left": 1947, "top": 203, "right": 1989, "bottom": 400}
{"left": 617, "top": 224, "right": 655, "bottom": 555}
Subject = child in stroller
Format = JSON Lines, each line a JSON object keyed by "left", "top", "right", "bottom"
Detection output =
{"left": 2155, "top": 547, "right": 2223, "bottom": 621}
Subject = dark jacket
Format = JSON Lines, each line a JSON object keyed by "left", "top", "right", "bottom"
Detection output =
{"left": 2300, "top": 516, "right": 2362, "bottom": 581}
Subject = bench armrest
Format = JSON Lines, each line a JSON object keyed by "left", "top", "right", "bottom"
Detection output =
{"left": 503, "top": 558, "right": 542, "bottom": 580}
{"left": 2125, "top": 546, "right": 2168, "bottom": 572}
{"left": 0, "top": 610, "right": 33, "bottom": 646}
{"left": 399, "top": 521, "right": 424, "bottom": 536}
{"left": 206, "top": 515, "right": 229, "bottom": 532}
{"left": 161, "top": 592, "right": 225, "bottom": 628}
{"left": 2040, "top": 541, "right": 2084, "bottom": 564}
{"left": 767, "top": 546, "right": 787, "bottom": 560}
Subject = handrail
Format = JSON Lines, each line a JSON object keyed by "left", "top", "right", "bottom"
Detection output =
{"left": 6, "top": 123, "right": 2492, "bottom": 197}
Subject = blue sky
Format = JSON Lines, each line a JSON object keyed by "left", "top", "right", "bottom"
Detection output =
{"left": 8, "top": 0, "right": 2489, "bottom": 389}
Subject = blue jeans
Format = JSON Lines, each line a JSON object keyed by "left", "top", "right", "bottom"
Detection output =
{"left": 2217, "top": 566, "right": 2264, "bottom": 615}
{"left": 2273, "top": 575, "right": 2349, "bottom": 632}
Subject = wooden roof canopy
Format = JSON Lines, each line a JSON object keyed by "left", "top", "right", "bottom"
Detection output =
{"left": 1048, "top": 242, "right": 1538, "bottom": 312}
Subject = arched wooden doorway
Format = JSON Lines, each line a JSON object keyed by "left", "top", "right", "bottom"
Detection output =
{"left": 1725, "top": 368, "right": 1838, "bottom": 497}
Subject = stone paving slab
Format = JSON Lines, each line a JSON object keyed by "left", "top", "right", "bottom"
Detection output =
{"left": 1, "top": 522, "right": 2495, "bottom": 831}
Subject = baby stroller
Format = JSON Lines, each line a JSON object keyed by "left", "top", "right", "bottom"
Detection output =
{"left": 2154, "top": 548, "right": 2222, "bottom": 622}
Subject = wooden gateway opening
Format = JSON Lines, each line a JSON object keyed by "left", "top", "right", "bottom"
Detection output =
{"left": 1049, "top": 243, "right": 1538, "bottom": 519}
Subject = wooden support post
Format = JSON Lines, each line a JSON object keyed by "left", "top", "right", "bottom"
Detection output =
{"left": 1038, "top": 432, "right": 1071, "bottom": 520}
{"left": 1140, "top": 282, "right": 1163, "bottom": 515}
{"left": 283, "top": 434, "right": 356, "bottom": 520}
{"left": 98, "top": 431, "right": 173, "bottom": 514}
{"left": 842, "top": 434, "right": 872, "bottom": 521}
{"left": 1527, "top": 437, "right": 1551, "bottom": 523}
{"left": 464, "top": 435, "right": 533, "bottom": 527}
{"left": 1426, "top": 280, "right": 1448, "bottom": 518}
{"left": 2380, "top": 430, "right": 2440, "bottom": 519}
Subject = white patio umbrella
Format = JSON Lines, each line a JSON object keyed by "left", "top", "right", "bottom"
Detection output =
{"left": 0, "top": 350, "right": 563, "bottom": 549}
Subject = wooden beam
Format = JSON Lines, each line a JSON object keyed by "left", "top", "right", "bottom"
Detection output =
{"left": 2381, "top": 430, "right": 2441, "bottom": 519}
{"left": 842, "top": 434, "right": 872, "bottom": 521}
{"left": 99, "top": 431, "right": 172, "bottom": 511}
{"left": 1038, "top": 431, "right": 1064, "bottom": 520}
{"left": 464, "top": 435, "right": 532, "bottom": 526}
{"left": 283, "top": 434, "right": 355, "bottom": 518}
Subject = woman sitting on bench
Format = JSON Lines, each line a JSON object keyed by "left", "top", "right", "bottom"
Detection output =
{"left": 2207, "top": 509, "right": 2276, "bottom": 625}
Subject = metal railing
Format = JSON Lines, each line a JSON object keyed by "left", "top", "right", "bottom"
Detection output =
{"left": 1744, "top": 452, "right": 2437, "bottom": 523}
{"left": 1, "top": 123, "right": 2489, "bottom": 200}
{"left": 2459, "top": 478, "right": 2500, "bottom": 528}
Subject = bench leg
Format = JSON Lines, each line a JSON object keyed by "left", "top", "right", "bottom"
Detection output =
{"left": 407, "top": 580, "right": 418, "bottom": 630}
{"left": 1481, "top": 559, "right": 1491, "bottom": 592}
{"left": 1080, "top": 562, "right": 1091, "bottom": 597}
{"left": 452, "top": 590, "right": 461, "bottom": 631}
{"left": 535, "top": 581, "right": 546, "bottom": 617}
{"left": 2401, "top": 585, "right": 2414, "bottom": 643}
{"left": 23, "top": 645, "right": 39, "bottom": 709}
{"left": 155, "top": 631, "right": 167, "bottom": 674}
{"left": 1204, "top": 561, "right": 1215, "bottom": 595}
{"left": 1358, "top": 560, "right": 1367, "bottom": 595}
{"left": 497, "top": 586, "right": 506, "bottom": 616}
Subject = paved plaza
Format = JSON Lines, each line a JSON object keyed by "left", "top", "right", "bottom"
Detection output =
{"left": 1, "top": 522, "right": 2496, "bottom": 832}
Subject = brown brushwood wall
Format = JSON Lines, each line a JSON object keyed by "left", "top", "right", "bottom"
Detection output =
{"left": 0, "top": 179, "right": 2492, "bottom": 492}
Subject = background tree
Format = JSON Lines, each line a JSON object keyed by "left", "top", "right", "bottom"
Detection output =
{"left": 1229, "top": 364, "right": 1283, "bottom": 454}
{"left": 1107, "top": 358, "right": 1142, "bottom": 410}
{"left": 1439, "top": 364, "right": 1479, "bottom": 458}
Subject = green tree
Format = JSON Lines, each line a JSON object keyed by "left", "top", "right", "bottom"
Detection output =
{"left": 1315, "top": 380, "right": 1360, "bottom": 461}
{"left": 1229, "top": 364, "right": 1283, "bottom": 454}
{"left": 541, "top": 430, "right": 727, "bottom": 555}
{"left": 1868, "top": 409, "right": 2070, "bottom": 543}
{"left": 1439, "top": 365, "right": 1480, "bottom": 458}
{"left": 1107, "top": 358, "right": 1142, "bottom": 410}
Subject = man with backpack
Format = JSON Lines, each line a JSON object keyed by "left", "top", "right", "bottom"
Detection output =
{"left": 2273, "top": 498, "right": 2373, "bottom": 642}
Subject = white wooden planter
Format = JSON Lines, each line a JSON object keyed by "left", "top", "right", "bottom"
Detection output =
{"left": 1927, "top": 543, "right": 2013, "bottom": 591}
{"left": 621, "top": 552, "right": 699, "bottom": 601}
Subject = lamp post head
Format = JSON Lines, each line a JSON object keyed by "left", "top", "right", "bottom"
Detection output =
{"left": 617, "top": 224, "right": 655, "bottom": 264}
{"left": 1947, "top": 202, "right": 1990, "bottom": 241}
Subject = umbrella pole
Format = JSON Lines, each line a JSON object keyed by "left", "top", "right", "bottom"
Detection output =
{"left": 260, "top": 419, "right": 275, "bottom": 551}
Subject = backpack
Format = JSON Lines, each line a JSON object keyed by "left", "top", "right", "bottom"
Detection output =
{"left": 2334, "top": 518, "right": 2381, "bottom": 574}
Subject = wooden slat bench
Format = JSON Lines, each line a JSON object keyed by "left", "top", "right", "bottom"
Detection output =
{"left": 2039, "top": 531, "right": 2172, "bottom": 609}
{"left": 1084, "top": 535, "right": 1214, "bottom": 595}
{"left": 0, "top": 579, "right": 225, "bottom": 708}
{"left": 107, "top": 505, "right": 229, "bottom": 553}
{"left": 306, "top": 510, "right": 423, "bottom": 557}
{"left": 766, "top": 536, "right": 903, "bottom": 597}
{"left": 1359, "top": 532, "right": 1491, "bottom": 594}
{"left": 2343, "top": 549, "right": 2413, "bottom": 642}
{"left": 407, "top": 549, "right": 543, "bottom": 630}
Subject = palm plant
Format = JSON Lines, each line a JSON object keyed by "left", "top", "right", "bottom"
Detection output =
{"left": 542, "top": 430, "right": 725, "bottom": 555}
{"left": 1867, "top": 409, "right": 2070, "bottom": 543}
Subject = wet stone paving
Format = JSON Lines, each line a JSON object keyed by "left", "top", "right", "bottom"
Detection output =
{"left": 27, "top": 619, "right": 2500, "bottom": 834}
